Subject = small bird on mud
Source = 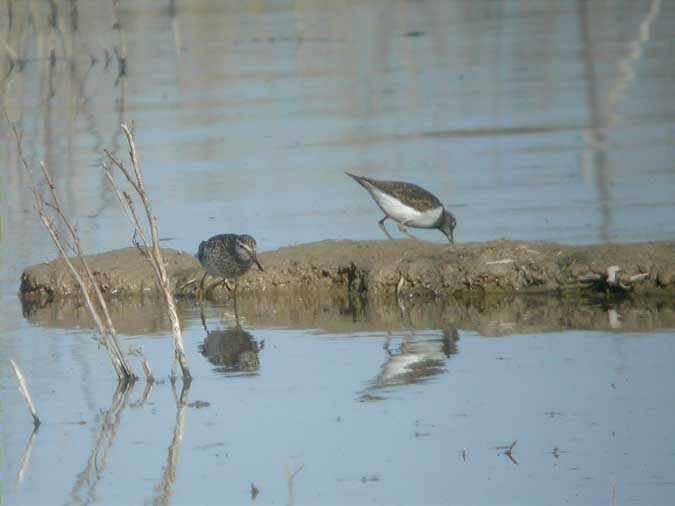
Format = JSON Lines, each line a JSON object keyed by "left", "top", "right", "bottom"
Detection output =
{"left": 345, "top": 172, "right": 456, "bottom": 243}
{"left": 196, "top": 234, "right": 263, "bottom": 298}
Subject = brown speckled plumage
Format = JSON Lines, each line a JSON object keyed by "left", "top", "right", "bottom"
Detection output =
{"left": 197, "top": 234, "right": 263, "bottom": 295}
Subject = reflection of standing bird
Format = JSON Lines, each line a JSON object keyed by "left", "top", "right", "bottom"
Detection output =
{"left": 199, "top": 326, "right": 261, "bottom": 375}
{"left": 199, "top": 306, "right": 261, "bottom": 374}
{"left": 197, "top": 234, "right": 263, "bottom": 298}
{"left": 345, "top": 172, "right": 456, "bottom": 243}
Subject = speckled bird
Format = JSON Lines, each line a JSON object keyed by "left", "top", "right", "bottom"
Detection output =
{"left": 196, "top": 234, "right": 263, "bottom": 297}
{"left": 345, "top": 172, "right": 456, "bottom": 243}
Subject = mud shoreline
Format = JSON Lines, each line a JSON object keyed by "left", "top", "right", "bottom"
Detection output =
{"left": 20, "top": 290, "right": 675, "bottom": 337}
{"left": 20, "top": 239, "right": 675, "bottom": 303}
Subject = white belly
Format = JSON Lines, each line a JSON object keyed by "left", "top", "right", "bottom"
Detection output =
{"left": 369, "top": 187, "right": 443, "bottom": 228}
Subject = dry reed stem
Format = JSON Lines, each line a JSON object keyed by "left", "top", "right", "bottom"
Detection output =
{"left": 9, "top": 122, "right": 134, "bottom": 382}
{"left": 37, "top": 161, "right": 132, "bottom": 379}
{"left": 141, "top": 359, "right": 155, "bottom": 384}
{"left": 128, "top": 346, "right": 156, "bottom": 384}
{"left": 104, "top": 124, "right": 191, "bottom": 383}
{"left": 9, "top": 359, "right": 40, "bottom": 427}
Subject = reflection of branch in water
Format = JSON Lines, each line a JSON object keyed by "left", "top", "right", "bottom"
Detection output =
{"left": 359, "top": 329, "right": 459, "bottom": 401}
{"left": 606, "top": 0, "right": 662, "bottom": 128}
{"left": 577, "top": 0, "right": 611, "bottom": 242}
{"left": 496, "top": 439, "right": 519, "bottom": 466}
{"left": 129, "top": 380, "right": 155, "bottom": 410}
{"left": 152, "top": 381, "right": 190, "bottom": 506}
{"left": 285, "top": 462, "right": 304, "bottom": 506}
{"left": 15, "top": 425, "right": 40, "bottom": 491}
{"left": 578, "top": 0, "right": 662, "bottom": 243}
{"left": 68, "top": 381, "right": 134, "bottom": 505}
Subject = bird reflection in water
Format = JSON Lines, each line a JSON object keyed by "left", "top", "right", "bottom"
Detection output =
{"left": 199, "top": 307, "right": 262, "bottom": 376}
{"left": 359, "top": 327, "right": 459, "bottom": 401}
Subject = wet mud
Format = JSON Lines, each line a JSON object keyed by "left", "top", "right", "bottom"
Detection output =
{"left": 21, "top": 286, "right": 675, "bottom": 337}
{"left": 20, "top": 240, "right": 675, "bottom": 304}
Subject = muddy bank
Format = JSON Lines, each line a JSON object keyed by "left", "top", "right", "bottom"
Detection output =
{"left": 20, "top": 240, "right": 675, "bottom": 302}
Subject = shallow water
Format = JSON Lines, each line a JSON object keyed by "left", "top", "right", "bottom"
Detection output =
{"left": 2, "top": 0, "right": 675, "bottom": 504}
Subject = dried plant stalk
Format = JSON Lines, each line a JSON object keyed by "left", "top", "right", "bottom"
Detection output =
{"left": 10, "top": 359, "right": 41, "bottom": 427}
{"left": 104, "top": 124, "right": 192, "bottom": 383}
{"left": 141, "top": 359, "right": 156, "bottom": 384}
{"left": 11, "top": 124, "right": 134, "bottom": 382}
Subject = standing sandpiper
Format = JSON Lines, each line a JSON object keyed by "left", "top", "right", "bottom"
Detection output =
{"left": 196, "top": 234, "right": 263, "bottom": 298}
{"left": 345, "top": 172, "right": 456, "bottom": 243}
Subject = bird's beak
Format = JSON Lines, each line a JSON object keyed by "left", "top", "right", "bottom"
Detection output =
{"left": 253, "top": 253, "right": 264, "bottom": 272}
{"left": 447, "top": 230, "right": 454, "bottom": 245}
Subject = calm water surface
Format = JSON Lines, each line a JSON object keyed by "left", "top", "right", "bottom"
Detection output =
{"left": 2, "top": 0, "right": 675, "bottom": 504}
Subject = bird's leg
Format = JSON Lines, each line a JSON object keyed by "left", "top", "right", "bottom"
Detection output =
{"left": 197, "top": 272, "right": 208, "bottom": 300}
{"left": 378, "top": 216, "right": 394, "bottom": 240}
{"left": 199, "top": 304, "right": 209, "bottom": 334}
{"left": 204, "top": 277, "right": 233, "bottom": 295}
{"left": 233, "top": 290, "right": 240, "bottom": 327}
{"left": 396, "top": 222, "right": 421, "bottom": 241}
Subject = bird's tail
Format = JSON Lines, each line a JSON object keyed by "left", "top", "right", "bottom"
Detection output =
{"left": 345, "top": 171, "right": 369, "bottom": 188}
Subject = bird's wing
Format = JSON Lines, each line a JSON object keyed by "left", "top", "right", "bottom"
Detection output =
{"left": 371, "top": 180, "right": 442, "bottom": 211}
{"left": 346, "top": 172, "right": 443, "bottom": 211}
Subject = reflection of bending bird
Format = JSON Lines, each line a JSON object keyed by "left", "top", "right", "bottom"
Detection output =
{"left": 360, "top": 329, "right": 458, "bottom": 401}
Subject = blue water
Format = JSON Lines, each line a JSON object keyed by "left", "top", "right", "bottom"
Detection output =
{"left": 2, "top": 0, "right": 675, "bottom": 504}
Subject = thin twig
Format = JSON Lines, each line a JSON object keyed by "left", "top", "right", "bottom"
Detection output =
{"left": 486, "top": 258, "right": 514, "bottom": 265}
{"left": 128, "top": 346, "right": 155, "bottom": 384}
{"left": 141, "top": 360, "right": 155, "bottom": 384}
{"left": 10, "top": 122, "right": 134, "bottom": 382}
{"left": 104, "top": 124, "right": 192, "bottom": 383}
{"left": 10, "top": 359, "right": 41, "bottom": 427}
{"left": 37, "top": 161, "right": 132, "bottom": 380}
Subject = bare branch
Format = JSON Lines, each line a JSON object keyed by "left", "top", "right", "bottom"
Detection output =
{"left": 10, "top": 359, "right": 41, "bottom": 427}
{"left": 103, "top": 164, "right": 152, "bottom": 254}
{"left": 105, "top": 124, "right": 192, "bottom": 383}
{"left": 38, "top": 162, "right": 125, "bottom": 343}
{"left": 10, "top": 123, "right": 134, "bottom": 382}
{"left": 141, "top": 360, "right": 155, "bottom": 384}
{"left": 103, "top": 149, "right": 142, "bottom": 195}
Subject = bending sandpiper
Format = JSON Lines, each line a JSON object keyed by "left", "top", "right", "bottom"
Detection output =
{"left": 345, "top": 172, "right": 456, "bottom": 243}
{"left": 196, "top": 234, "right": 263, "bottom": 298}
